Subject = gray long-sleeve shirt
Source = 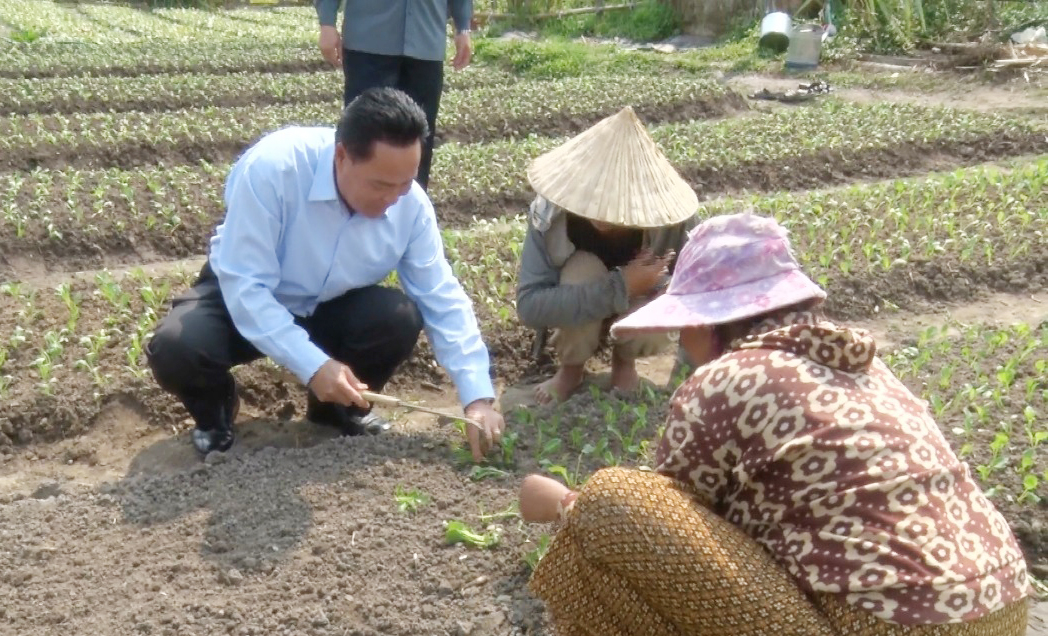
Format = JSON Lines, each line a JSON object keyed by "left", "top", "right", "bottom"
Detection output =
{"left": 516, "top": 196, "right": 698, "bottom": 330}
{"left": 315, "top": 0, "right": 472, "bottom": 62}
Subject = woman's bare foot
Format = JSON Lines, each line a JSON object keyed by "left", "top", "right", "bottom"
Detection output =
{"left": 610, "top": 356, "right": 640, "bottom": 393}
{"left": 535, "top": 365, "right": 585, "bottom": 405}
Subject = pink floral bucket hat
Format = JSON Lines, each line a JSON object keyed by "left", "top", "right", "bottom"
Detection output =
{"left": 610, "top": 212, "right": 826, "bottom": 338}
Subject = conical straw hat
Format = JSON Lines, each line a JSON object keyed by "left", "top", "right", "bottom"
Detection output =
{"left": 526, "top": 106, "right": 698, "bottom": 228}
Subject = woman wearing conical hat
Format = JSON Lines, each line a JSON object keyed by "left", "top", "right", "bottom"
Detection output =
{"left": 516, "top": 106, "right": 700, "bottom": 404}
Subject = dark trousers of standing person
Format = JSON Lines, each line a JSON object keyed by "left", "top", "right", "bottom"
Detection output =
{"left": 342, "top": 49, "right": 443, "bottom": 190}
{"left": 145, "top": 261, "right": 424, "bottom": 435}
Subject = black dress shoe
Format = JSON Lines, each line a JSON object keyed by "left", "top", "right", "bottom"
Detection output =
{"left": 185, "top": 385, "right": 240, "bottom": 455}
{"left": 307, "top": 392, "right": 391, "bottom": 436}
{"left": 347, "top": 411, "right": 392, "bottom": 436}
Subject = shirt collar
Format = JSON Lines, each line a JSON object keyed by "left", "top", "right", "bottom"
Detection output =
{"left": 308, "top": 138, "right": 356, "bottom": 215}
{"left": 308, "top": 140, "right": 338, "bottom": 203}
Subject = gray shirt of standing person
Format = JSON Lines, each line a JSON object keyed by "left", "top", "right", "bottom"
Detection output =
{"left": 315, "top": 0, "right": 473, "bottom": 62}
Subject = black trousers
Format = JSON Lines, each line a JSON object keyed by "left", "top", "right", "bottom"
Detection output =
{"left": 342, "top": 49, "right": 443, "bottom": 190}
{"left": 145, "top": 262, "right": 424, "bottom": 419}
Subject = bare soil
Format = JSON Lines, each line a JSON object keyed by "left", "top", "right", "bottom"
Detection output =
{"left": 726, "top": 74, "right": 1048, "bottom": 117}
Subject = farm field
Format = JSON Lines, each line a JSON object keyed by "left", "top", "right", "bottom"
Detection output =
{"left": 1, "top": 2, "right": 1048, "bottom": 635}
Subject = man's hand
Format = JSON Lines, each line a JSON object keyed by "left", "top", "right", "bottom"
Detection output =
{"left": 308, "top": 359, "right": 369, "bottom": 409}
{"left": 464, "top": 398, "right": 503, "bottom": 462}
{"left": 452, "top": 31, "right": 472, "bottom": 71}
{"left": 621, "top": 249, "right": 674, "bottom": 298}
{"left": 319, "top": 25, "right": 342, "bottom": 67}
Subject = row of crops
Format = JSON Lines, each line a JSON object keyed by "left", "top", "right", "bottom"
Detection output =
{"left": 3, "top": 158, "right": 1047, "bottom": 445}
{"left": 1, "top": 100, "right": 1043, "bottom": 262}
{"left": 1, "top": 97, "right": 1037, "bottom": 173}
{"left": 1, "top": 0, "right": 316, "bottom": 42}
{"left": 0, "top": 75, "right": 738, "bottom": 154}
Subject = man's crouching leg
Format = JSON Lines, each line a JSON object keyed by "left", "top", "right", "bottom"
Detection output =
{"left": 302, "top": 285, "right": 423, "bottom": 435}
{"left": 145, "top": 263, "right": 263, "bottom": 454}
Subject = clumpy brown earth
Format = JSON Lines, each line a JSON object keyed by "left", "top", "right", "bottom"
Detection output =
{"left": 0, "top": 364, "right": 674, "bottom": 636}
{"left": 0, "top": 432, "right": 548, "bottom": 636}
{"left": 2, "top": 325, "right": 1048, "bottom": 636}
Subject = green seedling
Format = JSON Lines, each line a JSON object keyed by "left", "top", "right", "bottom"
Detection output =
{"left": 543, "top": 457, "right": 585, "bottom": 490}
{"left": 500, "top": 429, "right": 518, "bottom": 466}
{"left": 444, "top": 520, "right": 501, "bottom": 549}
{"left": 476, "top": 502, "right": 520, "bottom": 523}
{"left": 469, "top": 465, "right": 510, "bottom": 481}
{"left": 394, "top": 485, "right": 430, "bottom": 513}
{"left": 523, "top": 533, "right": 551, "bottom": 571}
{"left": 1018, "top": 474, "right": 1041, "bottom": 505}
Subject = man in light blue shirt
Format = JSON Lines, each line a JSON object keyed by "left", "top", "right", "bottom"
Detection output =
{"left": 146, "top": 87, "right": 504, "bottom": 460}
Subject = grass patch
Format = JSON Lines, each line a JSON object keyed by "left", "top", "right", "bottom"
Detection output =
{"left": 472, "top": 29, "right": 777, "bottom": 78}
{"left": 473, "top": 36, "right": 671, "bottom": 78}
{"left": 8, "top": 27, "right": 46, "bottom": 43}
{"left": 532, "top": 0, "right": 682, "bottom": 42}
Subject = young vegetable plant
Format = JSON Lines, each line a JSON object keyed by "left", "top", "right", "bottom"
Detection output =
{"left": 523, "top": 533, "right": 551, "bottom": 571}
{"left": 394, "top": 485, "right": 430, "bottom": 513}
{"left": 55, "top": 282, "right": 81, "bottom": 333}
{"left": 444, "top": 520, "right": 501, "bottom": 549}
{"left": 476, "top": 502, "right": 520, "bottom": 523}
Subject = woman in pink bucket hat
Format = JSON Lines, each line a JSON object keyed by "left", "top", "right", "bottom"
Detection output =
{"left": 516, "top": 212, "right": 1031, "bottom": 636}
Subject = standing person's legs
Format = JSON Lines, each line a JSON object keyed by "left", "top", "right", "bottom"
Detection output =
{"left": 396, "top": 57, "right": 444, "bottom": 190}
{"left": 301, "top": 285, "right": 424, "bottom": 435}
{"left": 145, "top": 262, "right": 263, "bottom": 454}
{"left": 341, "top": 49, "right": 401, "bottom": 107}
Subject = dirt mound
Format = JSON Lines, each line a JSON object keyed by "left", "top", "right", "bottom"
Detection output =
{"left": 0, "top": 431, "right": 549, "bottom": 636}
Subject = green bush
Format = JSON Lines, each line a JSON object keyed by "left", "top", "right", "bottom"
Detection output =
{"left": 837, "top": 0, "right": 1046, "bottom": 51}
{"left": 541, "top": 0, "right": 683, "bottom": 41}
{"left": 473, "top": 37, "right": 668, "bottom": 78}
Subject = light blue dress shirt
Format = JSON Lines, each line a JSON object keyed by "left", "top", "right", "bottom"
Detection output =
{"left": 208, "top": 125, "right": 494, "bottom": 408}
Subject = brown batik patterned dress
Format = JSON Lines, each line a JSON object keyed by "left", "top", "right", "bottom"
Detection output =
{"left": 529, "top": 312, "right": 1031, "bottom": 636}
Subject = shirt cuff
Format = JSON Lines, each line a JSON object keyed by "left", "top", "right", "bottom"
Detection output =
{"left": 288, "top": 344, "right": 332, "bottom": 387}
{"left": 454, "top": 367, "right": 495, "bottom": 409}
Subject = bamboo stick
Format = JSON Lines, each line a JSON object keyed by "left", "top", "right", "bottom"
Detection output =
{"left": 361, "top": 390, "right": 485, "bottom": 431}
